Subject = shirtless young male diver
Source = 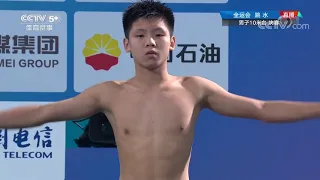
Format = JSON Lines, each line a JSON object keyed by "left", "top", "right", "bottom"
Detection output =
{"left": 0, "top": 1, "right": 320, "bottom": 180}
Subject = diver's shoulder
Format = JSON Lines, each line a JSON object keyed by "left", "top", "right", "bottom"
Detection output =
{"left": 180, "top": 75, "right": 207, "bottom": 85}
{"left": 91, "top": 80, "right": 127, "bottom": 91}
{"left": 180, "top": 75, "right": 217, "bottom": 91}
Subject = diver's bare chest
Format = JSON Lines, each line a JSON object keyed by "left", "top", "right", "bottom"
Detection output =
{"left": 110, "top": 87, "right": 198, "bottom": 134}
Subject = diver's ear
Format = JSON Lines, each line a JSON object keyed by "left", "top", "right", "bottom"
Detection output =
{"left": 123, "top": 38, "right": 130, "bottom": 53}
{"left": 169, "top": 36, "right": 176, "bottom": 51}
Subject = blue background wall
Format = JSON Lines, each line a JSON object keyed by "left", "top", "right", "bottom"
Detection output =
{"left": 1, "top": 0, "right": 320, "bottom": 179}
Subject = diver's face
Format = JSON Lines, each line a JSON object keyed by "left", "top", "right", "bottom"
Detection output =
{"left": 123, "top": 18, "right": 175, "bottom": 70}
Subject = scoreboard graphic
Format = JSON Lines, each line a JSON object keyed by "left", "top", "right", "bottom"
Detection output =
{"left": 220, "top": 10, "right": 306, "bottom": 29}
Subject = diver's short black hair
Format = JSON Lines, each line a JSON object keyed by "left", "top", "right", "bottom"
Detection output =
{"left": 122, "top": 0, "right": 175, "bottom": 38}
